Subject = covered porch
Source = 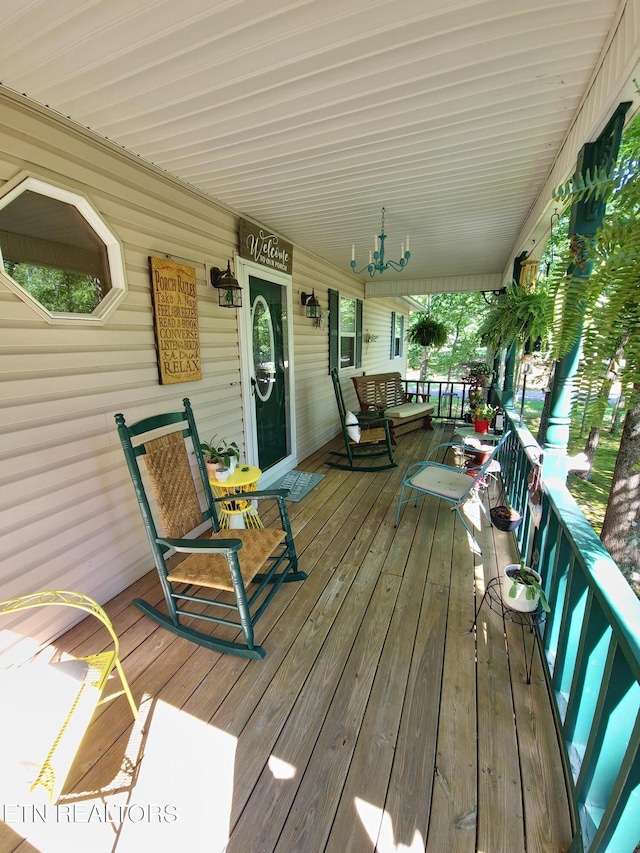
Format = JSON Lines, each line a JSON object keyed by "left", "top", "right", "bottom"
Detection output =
{"left": 0, "top": 422, "right": 572, "bottom": 853}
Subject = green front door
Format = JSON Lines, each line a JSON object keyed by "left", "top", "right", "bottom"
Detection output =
{"left": 250, "top": 275, "right": 288, "bottom": 471}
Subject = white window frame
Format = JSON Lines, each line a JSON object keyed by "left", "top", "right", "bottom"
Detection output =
{"left": 0, "top": 175, "right": 127, "bottom": 325}
{"left": 339, "top": 295, "right": 356, "bottom": 368}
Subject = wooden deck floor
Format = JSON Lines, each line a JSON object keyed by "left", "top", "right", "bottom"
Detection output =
{"left": 1, "top": 424, "right": 573, "bottom": 853}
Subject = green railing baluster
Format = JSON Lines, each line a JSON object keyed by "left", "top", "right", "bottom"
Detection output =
{"left": 491, "top": 399, "right": 640, "bottom": 852}
{"left": 564, "top": 599, "right": 613, "bottom": 766}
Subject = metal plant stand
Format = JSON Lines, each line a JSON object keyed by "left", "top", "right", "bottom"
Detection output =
{"left": 472, "top": 576, "right": 547, "bottom": 684}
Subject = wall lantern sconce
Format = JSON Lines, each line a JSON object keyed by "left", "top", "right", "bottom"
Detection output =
{"left": 210, "top": 261, "right": 242, "bottom": 308}
{"left": 364, "top": 331, "right": 379, "bottom": 344}
{"left": 301, "top": 289, "right": 321, "bottom": 319}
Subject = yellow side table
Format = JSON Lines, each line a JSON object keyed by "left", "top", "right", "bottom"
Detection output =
{"left": 210, "top": 465, "right": 264, "bottom": 529}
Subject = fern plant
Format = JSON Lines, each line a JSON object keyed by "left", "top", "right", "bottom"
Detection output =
{"left": 549, "top": 124, "right": 640, "bottom": 411}
{"left": 406, "top": 314, "right": 449, "bottom": 349}
{"left": 477, "top": 281, "right": 551, "bottom": 353}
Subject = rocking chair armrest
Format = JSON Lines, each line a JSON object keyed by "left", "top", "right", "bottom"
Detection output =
{"left": 356, "top": 410, "right": 391, "bottom": 426}
{"left": 156, "top": 536, "right": 242, "bottom": 553}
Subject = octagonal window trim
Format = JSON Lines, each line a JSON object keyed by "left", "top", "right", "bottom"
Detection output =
{"left": 0, "top": 175, "right": 127, "bottom": 324}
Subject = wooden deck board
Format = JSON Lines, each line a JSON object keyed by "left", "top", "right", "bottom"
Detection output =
{"left": 1, "top": 424, "right": 573, "bottom": 853}
{"left": 426, "top": 513, "right": 477, "bottom": 853}
{"left": 325, "top": 520, "right": 434, "bottom": 852}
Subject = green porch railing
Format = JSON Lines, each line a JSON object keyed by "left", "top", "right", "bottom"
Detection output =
{"left": 402, "top": 378, "right": 476, "bottom": 421}
{"left": 496, "top": 406, "right": 640, "bottom": 853}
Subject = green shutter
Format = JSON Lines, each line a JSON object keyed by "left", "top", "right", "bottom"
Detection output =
{"left": 399, "top": 314, "right": 404, "bottom": 357}
{"left": 328, "top": 288, "right": 339, "bottom": 373}
{"left": 355, "top": 299, "right": 363, "bottom": 368}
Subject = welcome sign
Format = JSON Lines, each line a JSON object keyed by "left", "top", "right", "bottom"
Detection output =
{"left": 239, "top": 218, "right": 293, "bottom": 275}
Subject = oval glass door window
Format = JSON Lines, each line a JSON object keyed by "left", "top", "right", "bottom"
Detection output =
{"left": 252, "top": 295, "right": 275, "bottom": 401}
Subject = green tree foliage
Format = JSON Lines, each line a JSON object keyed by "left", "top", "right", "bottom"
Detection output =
{"left": 407, "top": 293, "right": 489, "bottom": 378}
{"left": 5, "top": 261, "right": 104, "bottom": 314}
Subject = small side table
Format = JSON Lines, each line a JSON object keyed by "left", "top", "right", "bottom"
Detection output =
{"left": 210, "top": 465, "right": 263, "bottom": 529}
{"left": 454, "top": 426, "right": 502, "bottom": 444}
{"left": 471, "top": 576, "right": 547, "bottom": 683}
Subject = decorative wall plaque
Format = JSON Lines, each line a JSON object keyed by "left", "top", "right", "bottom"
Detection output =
{"left": 149, "top": 256, "right": 202, "bottom": 384}
{"left": 239, "top": 218, "right": 293, "bottom": 275}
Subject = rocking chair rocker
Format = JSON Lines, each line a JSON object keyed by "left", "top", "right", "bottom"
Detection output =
{"left": 115, "top": 398, "right": 306, "bottom": 659}
{"left": 327, "top": 369, "right": 396, "bottom": 472}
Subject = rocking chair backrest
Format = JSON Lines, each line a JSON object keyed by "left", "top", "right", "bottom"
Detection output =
{"left": 143, "top": 431, "right": 203, "bottom": 538}
{"left": 115, "top": 398, "right": 220, "bottom": 561}
{"left": 331, "top": 367, "right": 350, "bottom": 423}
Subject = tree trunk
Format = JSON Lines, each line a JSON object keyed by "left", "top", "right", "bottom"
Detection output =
{"left": 577, "top": 342, "right": 623, "bottom": 478}
{"left": 610, "top": 389, "right": 626, "bottom": 434}
{"left": 576, "top": 426, "right": 600, "bottom": 481}
{"left": 419, "top": 348, "right": 428, "bottom": 381}
{"left": 600, "top": 385, "right": 640, "bottom": 574}
{"left": 579, "top": 392, "right": 591, "bottom": 437}
{"left": 446, "top": 323, "right": 462, "bottom": 384}
{"left": 536, "top": 362, "right": 556, "bottom": 444}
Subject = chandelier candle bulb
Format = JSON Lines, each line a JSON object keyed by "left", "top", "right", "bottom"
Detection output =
{"left": 406, "top": 236, "right": 410, "bottom": 251}
{"left": 352, "top": 244, "right": 355, "bottom": 261}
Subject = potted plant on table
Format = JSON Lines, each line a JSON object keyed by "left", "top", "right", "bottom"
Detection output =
{"left": 473, "top": 402, "right": 497, "bottom": 434}
{"left": 502, "top": 561, "right": 550, "bottom": 613}
{"left": 200, "top": 437, "right": 241, "bottom": 481}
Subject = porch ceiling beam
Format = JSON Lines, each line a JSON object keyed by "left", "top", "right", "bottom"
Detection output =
{"left": 365, "top": 273, "right": 503, "bottom": 298}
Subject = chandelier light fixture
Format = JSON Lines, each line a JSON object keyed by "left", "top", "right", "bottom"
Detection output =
{"left": 350, "top": 207, "right": 410, "bottom": 277}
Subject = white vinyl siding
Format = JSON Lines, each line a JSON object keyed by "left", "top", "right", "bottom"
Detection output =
{"left": 0, "top": 94, "right": 409, "bottom": 643}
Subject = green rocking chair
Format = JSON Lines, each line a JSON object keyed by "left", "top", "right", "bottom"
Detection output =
{"left": 115, "top": 398, "right": 306, "bottom": 659}
{"left": 327, "top": 369, "right": 396, "bottom": 472}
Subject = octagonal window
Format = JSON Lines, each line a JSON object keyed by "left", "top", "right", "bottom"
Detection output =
{"left": 0, "top": 177, "right": 126, "bottom": 323}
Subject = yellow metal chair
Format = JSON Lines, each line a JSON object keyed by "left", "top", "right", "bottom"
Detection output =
{"left": 0, "top": 590, "right": 136, "bottom": 803}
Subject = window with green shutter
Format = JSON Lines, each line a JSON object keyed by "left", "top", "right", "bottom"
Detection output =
{"left": 328, "top": 289, "right": 363, "bottom": 372}
{"left": 391, "top": 312, "right": 404, "bottom": 358}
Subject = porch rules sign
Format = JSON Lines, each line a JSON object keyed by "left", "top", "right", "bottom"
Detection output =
{"left": 239, "top": 218, "right": 293, "bottom": 275}
{"left": 149, "top": 256, "right": 202, "bottom": 384}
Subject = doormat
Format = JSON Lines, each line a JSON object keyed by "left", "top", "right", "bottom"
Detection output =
{"left": 270, "top": 470, "right": 325, "bottom": 502}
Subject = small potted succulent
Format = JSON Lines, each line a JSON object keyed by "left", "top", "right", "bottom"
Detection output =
{"left": 473, "top": 402, "right": 497, "bottom": 434}
{"left": 503, "top": 561, "right": 550, "bottom": 613}
{"left": 200, "top": 437, "right": 240, "bottom": 481}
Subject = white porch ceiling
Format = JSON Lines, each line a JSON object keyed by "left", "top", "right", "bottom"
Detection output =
{"left": 0, "top": 0, "right": 638, "bottom": 295}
